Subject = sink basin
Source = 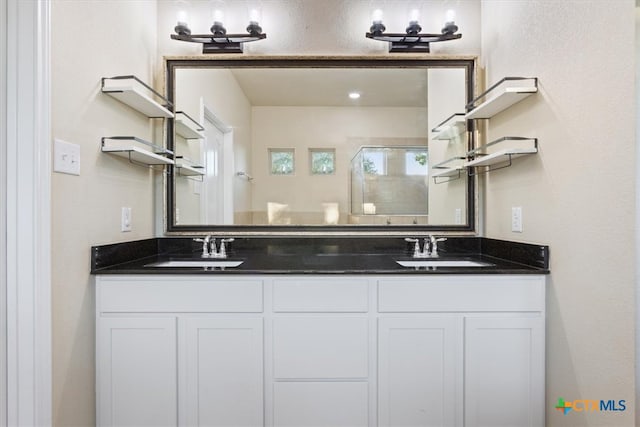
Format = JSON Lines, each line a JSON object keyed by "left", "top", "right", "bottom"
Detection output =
{"left": 396, "top": 259, "right": 494, "bottom": 268}
{"left": 146, "top": 260, "right": 244, "bottom": 268}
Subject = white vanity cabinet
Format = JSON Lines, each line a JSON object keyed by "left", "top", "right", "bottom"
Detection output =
{"left": 95, "top": 276, "right": 265, "bottom": 427}
{"left": 377, "top": 275, "right": 546, "bottom": 427}
{"left": 95, "top": 274, "right": 545, "bottom": 427}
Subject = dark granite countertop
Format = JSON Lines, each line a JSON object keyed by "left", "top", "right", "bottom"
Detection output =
{"left": 91, "top": 237, "right": 549, "bottom": 275}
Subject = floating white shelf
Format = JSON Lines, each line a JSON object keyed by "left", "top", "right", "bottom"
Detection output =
{"left": 465, "top": 137, "right": 538, "bottom": 171}
{"left": 175, "top": 111, "right": 204, "bottom": 139}
{"left": 101, "top": 76, "right": 174, "bottom": 118}
{"left": 465, "top": 77, "right": 538, "bottom": 120}
{"left": 101, "top": 137, "right": 174, "bottom": 166}
{"left": 175, "top": 156, "right": 205, "bottom": 177}
{"left": 432, "top": 113, "right": 466, "bottom": 140}
{"left": 176, "top": 165, "right": 205, "bottom": 176}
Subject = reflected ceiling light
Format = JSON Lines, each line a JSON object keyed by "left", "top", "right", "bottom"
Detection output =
{"left": 171, "top": 0, "right": 267, "bottom": 54}
{"left": 349, "top": 92, "right": 361, "bottom": 100}
{"left": 366, "top": 8, "right": 461, "bottom": 53}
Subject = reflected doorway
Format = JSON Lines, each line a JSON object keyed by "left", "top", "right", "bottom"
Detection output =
{"left": 202, "top": 106, "right": 234, "bottom": 225}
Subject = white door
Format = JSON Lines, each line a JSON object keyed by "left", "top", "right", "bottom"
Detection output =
{"left": 378, "top": 317, "right": 460, "bottom": 427}
{"left": 464, "top": 317, "right": 545, "bottom": 427}
{"left": 202, "top": 120, "right": 225, "bottom": 224}
{"left": 201, "top": 107, "right": 234, "bottom": 225}
{"left": 182, "top": 317, "right": 263, "bottom": 427}
{"left": 97, "top": 317, "right": 177, "bottom": 427}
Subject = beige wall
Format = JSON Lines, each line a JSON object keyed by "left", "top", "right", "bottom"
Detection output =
{"left": 427, "top": 67, "right": 469, "bottom": 224}
{"left": 51, "top": 1, "right": 158, "bottom": 425}
{"left": 481, "top": 1, "right": 635, "bottom": 426}
{"left": 251, "top": 106, "right": 428, "bottom": 223}
{"left": 175, "top": 68, "right": 253, "bottom": 221}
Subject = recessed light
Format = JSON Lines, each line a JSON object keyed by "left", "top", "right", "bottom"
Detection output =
{"left": 349, "top": 92, "right": 361, "bottom": 100}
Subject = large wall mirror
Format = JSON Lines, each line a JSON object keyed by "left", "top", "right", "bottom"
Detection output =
{"left": 165, "top": 57, "right": 475, "bottom": 234}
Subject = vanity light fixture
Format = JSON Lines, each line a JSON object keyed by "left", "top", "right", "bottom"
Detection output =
{"left": 170, "top": 2, "right": 266, "bottom": 54}
{"left": 348, "top": 92, "right": 361, "bottom": 100}
{"left": 366, "top": 8, "right": 461, "bottom": 53}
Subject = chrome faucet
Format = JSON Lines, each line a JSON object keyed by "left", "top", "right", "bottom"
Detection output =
{"left": 405, "top": 236, "right": 447, "bottom": 258}
{"left": 193, "top": 236, "right": 235, "bottom": 258}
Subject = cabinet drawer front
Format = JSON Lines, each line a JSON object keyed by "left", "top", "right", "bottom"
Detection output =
{"left": 273, "top": 278, "right": 369, "bottom": 312}
{"left": 273, "top": 317, "right": 369, "bottom": 379}
{"left": 273, "top": 382, "right": 369, "bottom": 427}
{"left": 97, "top": 277, "right": 263, "bottom": 312}
{"left": 378, "top": 276, "right": 545, "bottom": 312}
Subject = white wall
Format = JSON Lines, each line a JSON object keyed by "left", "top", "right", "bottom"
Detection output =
{"left": 51, "top": 1, "right": 158, "bottom": 426}
{"left": 481, "top": 1, "right": 635, "bottom": 426}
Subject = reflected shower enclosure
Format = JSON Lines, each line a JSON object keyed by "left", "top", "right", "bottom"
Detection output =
{"left": 350, "top": 146, "right": 429, "bottom": 224}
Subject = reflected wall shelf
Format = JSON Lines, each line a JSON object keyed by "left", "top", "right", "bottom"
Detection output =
{"left": 431, "top": 156, "right": 467, "bottom": 184}
{"left": 101, "top": 136, "right": 174, "bottom": 167}
{"left": 465, "top": 77, "right": 537, "bottom": 120}
{"left": 101, "top": 75, "right": 174, "bottom": 118}
{"left": 175, "top": 156, "right": 205, "bottom": 177}
{"left": 432, "top": 113, "right": 466, "bottom": 140}
{"left": 465, "top": 137, "right": 537, "bottom": 174}
{"left": 175, "top": 111, "right": 204, "bottom": 139}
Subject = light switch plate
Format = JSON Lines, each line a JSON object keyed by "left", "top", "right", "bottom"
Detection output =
{"left": 121, "top": 207, "right": 132, "bottom": 232}
{"left": 53, "top": 138, "right": 80, "bottom": 175}
{"left": 511, "top": 206, "right": 523, "bottom": 232}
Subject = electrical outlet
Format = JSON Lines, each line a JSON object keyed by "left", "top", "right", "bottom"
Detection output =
{"left": 121, "top": 207, "right": 132, "bottom": 232}
{"left": 53, "top": 139, "right": 80, "bottom": 175}
{"left": 511, "top": 206, "right": 523, "bottom": 232}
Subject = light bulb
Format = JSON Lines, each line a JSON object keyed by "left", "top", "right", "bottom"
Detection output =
{"left": 249, "top": 8, "right": 261, "bottom": 24}
{"left": 445, "top": 9, "right": 456, "bottom": 23}
{"left": 176, "top": 10, "right": 189, "bottom": 26}
{"left": 371, "top": 9, "right": 383, "bottom": 24}
{"left": 246, "top": 6, "right": 263, "bottom": 35}
{"left": 349, "top": 92, "right": 361, "bottom": 100}
{"left": 441, "top": 9, "right": 458, "bottom": 35}
{"left": 213, "top": 9, "right": 224, "bottom": 23}
{"left": 409, "top": 9, "right": 420, "bottom": 23}
{"left": 369, "top": 9, "right": 386, "bottom": 36}
{"left": 174, "top": 2, "right": 191, "bottom": 36}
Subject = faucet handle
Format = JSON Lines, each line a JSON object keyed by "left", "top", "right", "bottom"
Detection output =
{"left": 404, "top": 238, "right": 421, "bottom": 257}
{"left": 430, "top": 237, "right": 448, "bottom": 257}
{"left": 193, "top": 237, "right": 210, "bottom": 257}
{"left": 218, "top": 238, "right": 235, "bottom": 258}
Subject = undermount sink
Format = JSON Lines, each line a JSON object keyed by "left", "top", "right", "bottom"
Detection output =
{"left": 146, "top": 260, "right": 244, "bottom": 268}
{"left": 396, "top": 259, "right": 494, "bottom": 268}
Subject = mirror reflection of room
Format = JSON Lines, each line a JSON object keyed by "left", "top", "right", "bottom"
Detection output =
{"left": 173, "top": 65, "right": 468, "bottom": 227}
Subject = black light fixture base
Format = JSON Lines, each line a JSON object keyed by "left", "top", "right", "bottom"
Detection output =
{"left": 171, "top": 33, "right": 266, "bottom": 54}
{"left": 388, "top": 42, "right": 431, "bottom": 53}
{"left": 366, "top": 32, "right": 461, "bottom": 53}
{"left": 203, "top": 42, "right": 243, "bottom": 54}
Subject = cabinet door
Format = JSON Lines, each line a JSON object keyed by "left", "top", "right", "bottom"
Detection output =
{"left": 378, "top": 317, "right": 460, "bottom": 427}
{"left": 97, "top": 317, "right": 177, "bottom": 427}
{"left": 182, "top": 317, "right": 263, "bottom": 427}
{"left": 464, "top": 317, "right": 544, "bottom": 427}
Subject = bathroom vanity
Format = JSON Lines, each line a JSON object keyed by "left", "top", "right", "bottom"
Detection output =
{"left": 92, "top": 237, "right": 548, "bottom": 427}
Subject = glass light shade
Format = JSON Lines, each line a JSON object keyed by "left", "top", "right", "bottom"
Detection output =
{"left": 445, "top": 9, "right": 456, "bottom": 23}
{"left": 371, "top": 9, "right": 383, "bottom": 23}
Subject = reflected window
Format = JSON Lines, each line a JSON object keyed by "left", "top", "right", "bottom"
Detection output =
{"left": 363, "top": 151, "right": 386, "bottom": 175}
{"left": 269, "top": 149, "right": 294, "bottom": 175}
{"left": 405, "top": 150, "right": 428, "bottom": 175}
{"left": 310, "top": 149, "right": 335, "bottom": 175}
